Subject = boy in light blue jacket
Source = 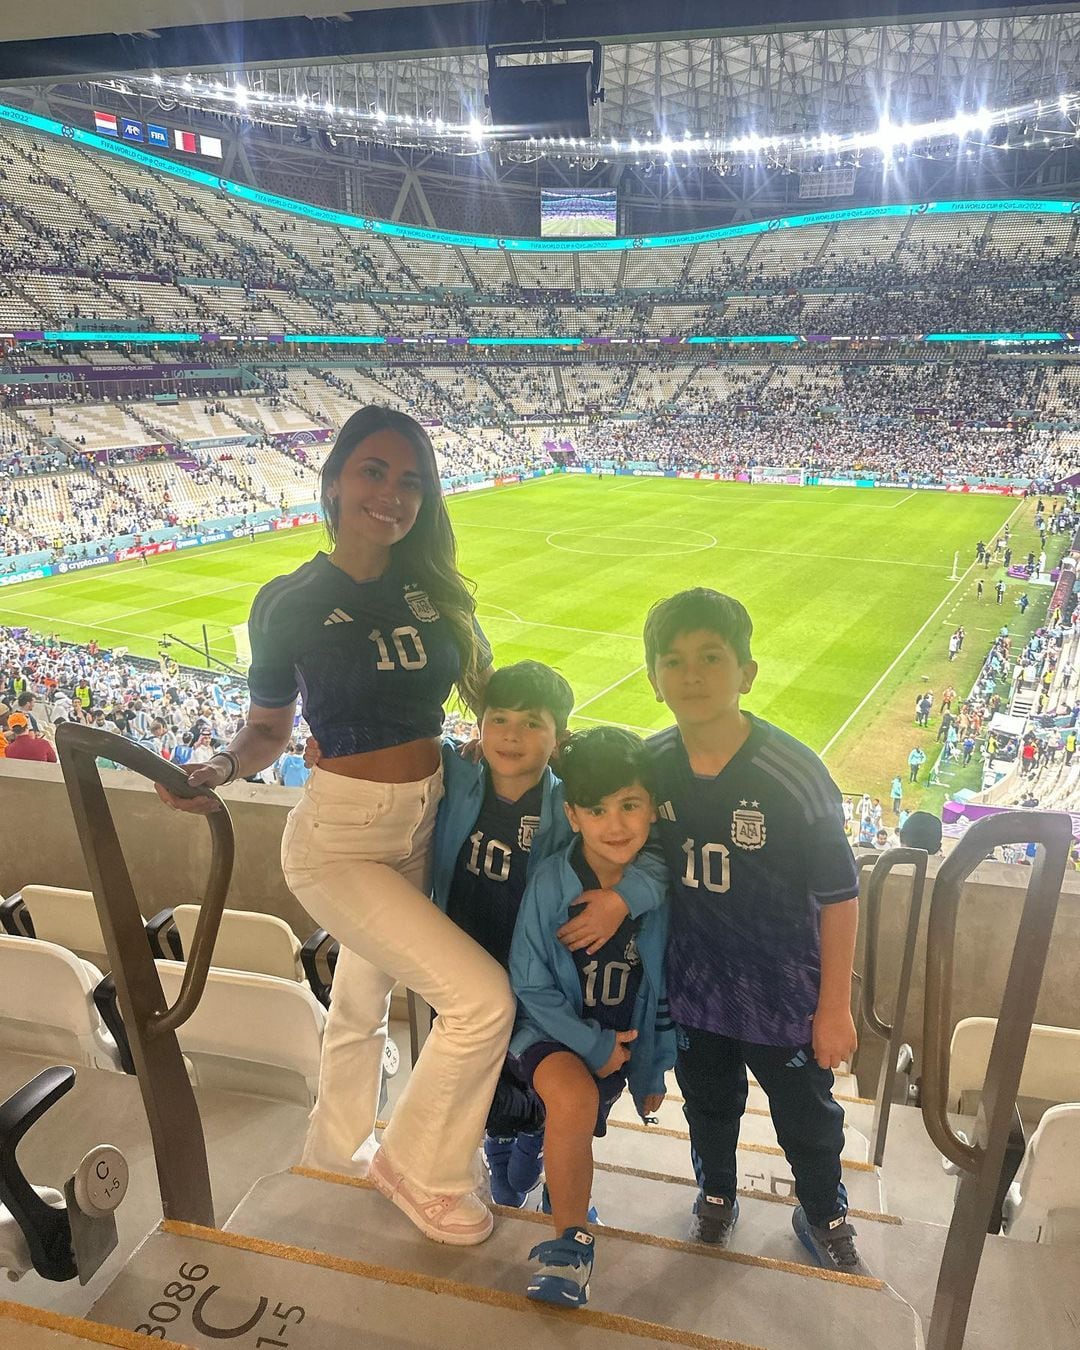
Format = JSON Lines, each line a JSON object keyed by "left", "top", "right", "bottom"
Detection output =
{"left": 509, "top": 727, "right": 675, "bottom": 1308}
{"left": 431, "top": 662, "right": 669, "bottom": 1209}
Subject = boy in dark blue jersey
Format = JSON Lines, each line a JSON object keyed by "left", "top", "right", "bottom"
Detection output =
{"left": 432, "top": 663, "right": 668, "bottom": 1209}
{"left": 509, "top": 728, "right": 675, "bottom": 1307}
{"left": 642, "top": 589, "right": 865, "bottom": 1274}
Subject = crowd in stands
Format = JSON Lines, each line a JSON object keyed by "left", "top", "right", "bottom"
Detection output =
{"left": 0, "top": 625, "right": 482, "bottom": 785}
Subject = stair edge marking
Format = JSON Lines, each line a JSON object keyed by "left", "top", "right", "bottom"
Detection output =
{"left": 589, "top": 1161, "right": 902, "bottom": 1225}
{"left": 604, "top": 1118, "right": 878, "bottom": 1171}
{"left": 0, "top": 1299, "right": 194, "bottom": 1350}
{"left": 287, "top": 1167, "right": 886, "bottom": 1290}
{"left": 160, "top": 1219, "right": 764, "bottom": 1350}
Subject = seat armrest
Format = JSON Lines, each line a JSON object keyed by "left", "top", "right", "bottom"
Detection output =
{"left": 301, "top": 929, "right": 338, "bottom": 1007}
{"left": 0, "top": 893, "right": 34, "bottom": 939}
{"left": 92, "top": 975, "right": 135, "bottom": 1075}
{"left": 145, "top": 907, "right": 183, "bottom": 960}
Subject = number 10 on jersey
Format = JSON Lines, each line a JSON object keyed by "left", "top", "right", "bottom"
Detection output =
{"left": 681, "top": 838, "right": 730, "bottom": 893}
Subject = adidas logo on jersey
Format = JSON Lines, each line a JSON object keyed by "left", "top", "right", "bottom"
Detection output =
{"left": 323, "top": 608, "right": 353, "bottom": 626}
{"left": 657, "top": 800, "right": 677, "bottom": 822}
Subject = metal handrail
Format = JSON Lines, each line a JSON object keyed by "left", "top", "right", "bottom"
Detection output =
{"left": 858, "top": 847, "right": 929, "bottom": 1167}
{"left": 922, "top": 809, "right": 1071, "bottom": 1350}
{"left": 55, "top": 724, "right": 234, "bottom": 1227}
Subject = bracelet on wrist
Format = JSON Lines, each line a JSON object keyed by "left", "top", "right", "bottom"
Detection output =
{"left": 212, "top": 750, "right": 240, "bottom": 784}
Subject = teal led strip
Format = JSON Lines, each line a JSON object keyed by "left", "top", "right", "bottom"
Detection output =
{"left": 1, "top": 101, "right": 1076, "bottom": 254}
{"left": 40, "top": 329, "right": 202, "bottom": 342}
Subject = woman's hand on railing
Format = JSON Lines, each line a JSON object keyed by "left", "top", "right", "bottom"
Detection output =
{"left": 154, "top": 759, "right": 228, "bottom": 813}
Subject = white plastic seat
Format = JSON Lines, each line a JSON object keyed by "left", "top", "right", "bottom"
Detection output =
{"left": 1002, "top": 1103, "right": 1080, "bottom": 1245}
{"left": 7, "top": 886, "right": 108, "bottom": 969}
{"left": 171, "top": 905, "right": 304, "bottom": 984}
{"left": 0, "top": 935, "right": 122, "bottom": 1071}
{"left": 0, "top": 1188, "right": 64, "bottom": 1284}
{"left": 949, "top": 1018, "right": 1080, "bottom": 1115}
{"left": 155, "top": 960, "right": 325, "bottom": 1106}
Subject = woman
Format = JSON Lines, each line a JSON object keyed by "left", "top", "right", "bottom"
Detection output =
{"left": 158, "top": 406, "right": 514, "bottom": 1246}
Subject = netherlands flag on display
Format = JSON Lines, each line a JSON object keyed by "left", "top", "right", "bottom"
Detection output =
{"left": 94, "top": 111, "right": 118, "bottom": 136}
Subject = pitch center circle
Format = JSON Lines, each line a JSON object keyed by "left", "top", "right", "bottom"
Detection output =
{"left": 545, "top": 524, "right": 717, "bottom": 558}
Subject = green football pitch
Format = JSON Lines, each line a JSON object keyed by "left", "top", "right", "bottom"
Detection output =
{"left": 1, "top": 475, "right": 1038, "bottom": 801}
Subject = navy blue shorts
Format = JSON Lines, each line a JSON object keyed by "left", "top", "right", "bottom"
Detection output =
{"left": 512, "top": 1039, "right": 628, "bottom": 1138}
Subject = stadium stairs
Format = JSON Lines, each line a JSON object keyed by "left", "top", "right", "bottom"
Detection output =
{"left": 2, "top": 734, "right": 1079, "bottom": 1350}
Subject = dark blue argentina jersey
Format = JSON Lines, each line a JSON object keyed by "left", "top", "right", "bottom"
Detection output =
{"left": 247, "top": 553, "right": 490, "bottom": 757}
{"left": 569, "top": 843, "right": 644, "bottom": 1036}
{"left": 447, "top": 778, "right": 544, "bottom": 971}
{"left": 647, "top": 716, "right": 858, "bottom": 1047}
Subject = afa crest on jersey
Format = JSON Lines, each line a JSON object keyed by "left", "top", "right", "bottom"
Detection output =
{"left": 518, "top": 815, "right": 541, "bottom": 851}
{"left": 732, "top": 803, "right": 767, "bottom": 850}
{"left": 623, "top": 933, "right": 641, "bottom": 967}
{"left": 404, "top": 585, "right": 440, "bottom": 622}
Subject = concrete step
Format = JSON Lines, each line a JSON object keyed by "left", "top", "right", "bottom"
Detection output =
{"left": 1, "top": 1301, "right": 172, "bottom": 1348}
{"left": 661, "top": 1069, "right": 864, "bottom": 1106}
{"left": 212, "top": 1167, "right": 923, "bottom": 1350}
{"left": 592, "top": 1119, "right": 887, "bottom": 1212}
{"left": 89, "top": 1216, "right": 733, "bottom": 1350}
{"left": 582, "top": 1165, "right": 1080, "bottom": 1350}
{"left": 607, "top": 1092, "right": 872, "bottom": 1160}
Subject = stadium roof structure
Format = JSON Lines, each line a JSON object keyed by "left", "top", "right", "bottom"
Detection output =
{"left": 5, "top": 1, "right": 1080, "bottom": 225}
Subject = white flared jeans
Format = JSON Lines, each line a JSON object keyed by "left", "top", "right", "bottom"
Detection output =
{"left": 281, "top": 763, "right": 515, "bottom": 1194}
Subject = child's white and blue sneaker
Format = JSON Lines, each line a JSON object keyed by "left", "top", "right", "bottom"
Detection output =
{"left": 506, "top": 1129, "right": 544, "bottom": 1196}
{"left": 792, "top": 1207, "right": 870, "bottom": 1276}
{"left": 689, "top": 1193, "right": 739, "bottom": 1246}
{"left": 482, "top": 1135, "right": 528, "bottom": 1208}
{"left": 526, "top": 1227, "right": 594, "bottom": 1307}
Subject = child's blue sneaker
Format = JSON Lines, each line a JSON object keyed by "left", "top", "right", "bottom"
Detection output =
{"left": 689, "top": 1193, "right": 739, "bottom": 1246}
{"left": 483, "top": 1135, "right": 527, "bottom": 1208}
{"left": 540, "top": 1183, "right": 599, "bottom": 1225}
{"left": 792, "top": 1207, "right": 869, "bottom": 1276}
{"left": 526, "top": 1227, "right": 594, "bottom": 1307}
{"left": 506, "top": 1129, "right": 544, "bottom": 1196}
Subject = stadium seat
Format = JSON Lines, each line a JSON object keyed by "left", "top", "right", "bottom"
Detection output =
{"left": 1001, "top": 1104, "right": 1080, "bottom": 1245}
{"left": 100, "top": 961, "right": 325, "bottom": 1106}
{"left": 0, "top": 935, "right": 123, "bottom": 1071}
{"left": 0, "top": 886, "right": 109, "bottom": 970}
{"left": 146, "top": 904, "right": 337, "bottom": 1006}
{"left": 949, "top": 1017, "right": 1080, "bottom": 1117}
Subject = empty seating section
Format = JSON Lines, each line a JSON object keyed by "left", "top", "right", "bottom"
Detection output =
{"left": 621, "top": 246, "right": 687, "bottom": 289}
{"left": 509, "top": 252, "right": 576, "bottom": 290}
{"left": 1003, "top": 1105, "right": 1080, "bottom": 1244}
{"left": 0, "top": 934, "right": 122, "bottom": 1070}
{"left": 576, "top": 250, "right": 623, "bottom": 290}
{"left": 628, "top": 364, "right": 691, "bottom": 411}
{"left": 948, "top": 1018, "right": 1080, "bottom": 1118}
{"left": 392, "top": 239, "right": 475, "bottom": 289}
{"left": 154, "top": 960, "right": 325, "bottom": 1104}
{"left": 752, "top": 223, "right": 832, "bottom": 277}
{"left": 560, "top": 363, "right": 631, "bottom": 413}
{"left": 18, "top": 404, "right": 155, "bottom": 451}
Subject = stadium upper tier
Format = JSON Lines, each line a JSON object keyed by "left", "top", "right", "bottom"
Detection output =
{"left": 0, "top": 117, "right": 1077, "bottom": 341}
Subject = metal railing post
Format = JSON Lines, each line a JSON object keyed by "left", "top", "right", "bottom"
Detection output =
{"left": 55, "top": 724, "right": 234, "bottom": 1228}
{"left": 858, "top": 848, "right": 929, "bottom": 1167}
{"left": 921, "top": 810, "right": 1071, "bottom": 1350}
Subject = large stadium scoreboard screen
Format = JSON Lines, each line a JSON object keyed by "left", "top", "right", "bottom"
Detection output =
{"left": 540, "top": 188, "right": 617, "bottom": 238}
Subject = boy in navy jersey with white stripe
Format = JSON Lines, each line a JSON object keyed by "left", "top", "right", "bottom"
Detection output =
{"left": 431, "top": 663, "right": 670, "bottom": 1209}
{"left": 643, "top": 589, "right": 865, "bottom": 1274}
{"left": 509, "top": 728, "right": 675, "bottom": 1307}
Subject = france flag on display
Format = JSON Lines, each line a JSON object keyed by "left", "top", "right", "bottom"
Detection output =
{"left": 120, "top": 118, "right": 143, "bottom": 142}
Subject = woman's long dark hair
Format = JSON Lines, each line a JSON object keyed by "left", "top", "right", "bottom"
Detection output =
{"left": 320, "top": 405, "right": 486, "bottom": 709}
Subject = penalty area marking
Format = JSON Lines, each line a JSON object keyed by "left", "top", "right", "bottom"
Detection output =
{"left": 819, "top": 497, "right": 1028, "bottom": 759}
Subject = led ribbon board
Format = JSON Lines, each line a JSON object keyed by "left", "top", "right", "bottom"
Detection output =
{"left": 0, "top": 101, "right": 1076, "bottom": 254}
